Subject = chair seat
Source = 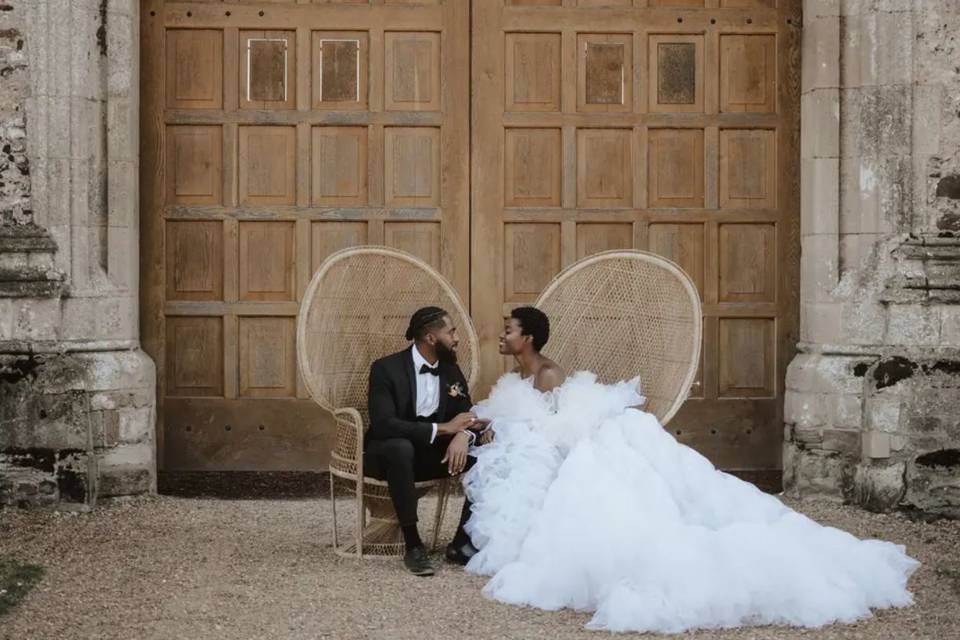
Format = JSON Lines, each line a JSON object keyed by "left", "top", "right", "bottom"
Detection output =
{"left": 328, "top": 467, "right": 449, "bottom": 491}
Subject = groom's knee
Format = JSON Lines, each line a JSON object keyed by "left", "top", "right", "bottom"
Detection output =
{"left": 377, "top": 438, "right": 415, "bottom": 466}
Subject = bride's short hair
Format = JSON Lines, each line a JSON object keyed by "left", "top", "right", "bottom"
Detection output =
{"left": 511, "top": 306, "right": 549, "bottom": 352}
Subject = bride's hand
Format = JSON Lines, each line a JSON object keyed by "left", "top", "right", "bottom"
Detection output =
{"left": 479, "top": 429, "right": 495, "bottom": 445}
{"left": 438, "top": 412, "right": 477, "bottom": 435}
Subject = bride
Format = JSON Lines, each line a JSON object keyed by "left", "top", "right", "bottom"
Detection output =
{"left": 461, "top": 306, "right": 919, "bottom": 634}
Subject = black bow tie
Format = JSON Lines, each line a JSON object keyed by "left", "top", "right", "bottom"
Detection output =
{"left": 419, "top": 364, "right": 440, "bottom": 376}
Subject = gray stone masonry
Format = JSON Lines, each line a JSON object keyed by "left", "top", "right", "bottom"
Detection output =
{"left": 0, "top": 0, "right": 155, "bottom": 510}
{"left": 785, "top": 0, "right": 960, "bottom": 518}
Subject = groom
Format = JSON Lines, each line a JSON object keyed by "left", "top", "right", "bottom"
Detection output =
{"left": 365, "top": 306, "right": 485, "bottom": 576}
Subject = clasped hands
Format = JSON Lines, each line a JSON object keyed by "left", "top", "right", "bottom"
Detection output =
{"left": 439, "top": 412, "right": 494, "bottom": 475}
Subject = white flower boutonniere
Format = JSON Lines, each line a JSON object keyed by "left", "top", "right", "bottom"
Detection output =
{"left": 448, "top": 382, "right": 464, "bottom": 398}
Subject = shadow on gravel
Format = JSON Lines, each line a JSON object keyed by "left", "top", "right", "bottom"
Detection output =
{"left": 158, "top": 471, "right": 330, "bottom": 500}
{"left": 159, "top": 470, "right": 781, "bottom": 500}
{"left": 0, "top": 558, "right": 44, "bottom": 617}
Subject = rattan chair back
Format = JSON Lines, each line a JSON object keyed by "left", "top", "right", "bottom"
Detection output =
{"left": 297, "top": 246, "right": 479, "bottom": 423}
{"left": 535, "top": 250, "right": 702, "bottom": 426}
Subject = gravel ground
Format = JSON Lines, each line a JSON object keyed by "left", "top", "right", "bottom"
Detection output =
{"left": 1, "top": 493, "right": 958, "bottom": 640}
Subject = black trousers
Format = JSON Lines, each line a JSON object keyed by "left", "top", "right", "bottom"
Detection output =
{"left": 364, "top": 436, "right": 477, "bottom": 527}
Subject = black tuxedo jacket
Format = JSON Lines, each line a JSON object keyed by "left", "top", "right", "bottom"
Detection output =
{"left": 366, "top": 346, "right": 473, "bottom": 448}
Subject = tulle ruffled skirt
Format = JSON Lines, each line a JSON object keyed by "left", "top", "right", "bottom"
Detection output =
{"left": 462, "top": 373, "right": 919, "bottom": 633}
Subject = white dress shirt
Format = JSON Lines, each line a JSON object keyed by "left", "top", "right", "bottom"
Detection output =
{"left": 411, "top": 345, "right": 475, "bottom": 446}
{"left": 411, "top": 345, "right": 441, "bottom": 443}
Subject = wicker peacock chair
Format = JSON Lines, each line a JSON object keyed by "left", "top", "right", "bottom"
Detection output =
{"left": 535, "top": 250, "right": 702, "bottom": 425}
{"left": 296, "top": 246, "right": 480, "bottom": 558}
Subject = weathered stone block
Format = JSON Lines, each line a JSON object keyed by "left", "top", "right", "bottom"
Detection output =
{"left": 118, "top": 407, "right": 153, "bottom": 444}
{"left": 784, "top": 390, "right": 825, "bottom": 429}
{"left": 805, "top": 0, "right": 840, "bottom": 24}
{"left": 801, "top": 301, "right": 844, "bottom": 343}
{"left": 61, "top": 295, "right": 137, "bottom": 344}
{"left": 803, "top": 16, "right": 840, "bottom": 91}
{"left": 853, "top": 461, "right": 907, "bottom": 512}
{"left": 801, "top": 235, "right": 841, "bottom": 302}
{"left": 864, "top": 395, "right": 903, "bottom": 433}
{"left": 97, "top": 442, "right": 153, "bottom": 469}
{"left": 885, "top": 304, "right": 941, "bottom": 346}
{"left": 782, "top": 444, "right": 854, "bottom": 500}
{"left": 821, "top": 428, "right": 860, "bottom": 453}
{"left": 862, "top": 430, "right": 891, "bottom": 459}
{"left": 840, "top": 14, "right": 876, "bottom": 88}
{"left": 875, "top": 11, "right": 914, "bottom": 87}
{"left": 801, "top": 158, "right": 840, "bottom": 236}
{"left": 828, "top": 393, "right": 863, "bottom": 429}
{"left": 97, "top": 466, "right": 153, "bottom": 498}
{"left": 81, "top": 349, "right": 155, "bottom": 393}
{"left": 801, "top": 89, "right": 841, "bottom": 159}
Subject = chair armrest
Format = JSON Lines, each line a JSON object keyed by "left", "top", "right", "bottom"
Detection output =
{"left": 330, "top": 407, "right": 364, "bottom": 478}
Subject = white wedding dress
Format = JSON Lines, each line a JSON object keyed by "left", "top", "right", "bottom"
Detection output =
{"left": 462, "top": 372, "right": 919, "bottom": 634}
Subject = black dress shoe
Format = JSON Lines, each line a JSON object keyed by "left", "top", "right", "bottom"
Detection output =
{"left": 403, "top": 546, "right": 435, "bottom": 577}
{"left": 445, "top": 540, "right": 479, "bottom": 566}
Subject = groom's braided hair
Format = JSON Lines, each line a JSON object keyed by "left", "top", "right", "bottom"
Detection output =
{"left": 511, "top": 306, "right": 549, "bottom": 352}
{"left": 405, "top": 306, "right": 449, "bottom": 341}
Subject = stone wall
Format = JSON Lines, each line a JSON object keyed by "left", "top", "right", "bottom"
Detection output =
{"left": 0, "top": 2, "right": 31, "bottom": 227}
{"left": 0, "top": 0, "right": 155, "bottom": 509}
{"left": 785, "top": 0, "right": 960, "bottom": 518}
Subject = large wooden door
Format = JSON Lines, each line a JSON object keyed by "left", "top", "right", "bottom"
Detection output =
{"left": 141, "top": 0, "right": 469, "bottom": 470}
{"left": 471, "top": 0, "right": 800, "bottom": 473}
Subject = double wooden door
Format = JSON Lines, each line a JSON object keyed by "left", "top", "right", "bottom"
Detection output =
{"left": 141, "top": 0, "right": 798, "bottom": 474}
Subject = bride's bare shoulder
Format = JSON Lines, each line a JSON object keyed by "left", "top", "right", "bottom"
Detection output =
{"left": 534, "top": 359, "right": 566, "bottom": 393}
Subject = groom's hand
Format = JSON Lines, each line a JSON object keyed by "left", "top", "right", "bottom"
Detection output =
{"left": 437, "top": 412, "right": 476, "bottom": 436}
{"left": 441, "top": 432, "right": 471, "bottom": 475}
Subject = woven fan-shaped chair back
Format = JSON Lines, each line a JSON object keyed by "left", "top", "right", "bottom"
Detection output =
{"left": 297, "top": 246, "right": 479, "bottom": 423}
{"left": 535, "top": 250, "right": 702, "bottom": 426}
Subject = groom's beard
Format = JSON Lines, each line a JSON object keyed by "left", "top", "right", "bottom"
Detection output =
{"left": 436, "top": 341, "right": 458, "bottom": 366}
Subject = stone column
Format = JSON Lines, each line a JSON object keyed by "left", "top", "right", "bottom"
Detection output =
{"left": 0, "top": 0, "right": 155, "bottom": 507}
{"left": 785, "top": 0, "right": 960, "bottom": 517}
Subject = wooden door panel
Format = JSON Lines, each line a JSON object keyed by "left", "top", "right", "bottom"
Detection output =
{"left": 240, "top": 30, "right": 296, "bottom": 110}
{"left": 576, "top": 128, "right": 633, "bottom": 208}
{"left": 165, "top": 316, "right": 224, "bottom": 397}
{"left": 504, "top": 223, "right": 562, "bottom": 307}
{"left": 384, "top": 32, "right": 441, "bottom": 111}
{"left": 311, "top": 126, "right": 369, "bottom": 205}
{"left": 142, "top": 0, "right": 469, "bottom": 470}
{"left": 384, "top": 127, "right": 441, "bottom": 206}
{"left": 310, "top": 221, "right": 369, "bottom": 269}
{"left": 648, "top": 128, "right": 705, "bottom": 208}
{"left": 238, "top": 221, "right": 296, "bottom": 301}
{"left": 505, "top": 33, "right": 562, "bottom": 112}
{"left": 165, "top": 220, "right": 224, "bottom": 302}
{"left": 578, "top": 34, "right": 633, "bottom": 113}
{"left": 238, "top": 126, "right": 297, "bottom": 204}
{"left": 165, "top": 29, "right": 222, "bottom": 110}
{"left": 720, "top": 34, "right": 777, "bottom": 113}
{"left": 165, "top": 126, "right": 223, "bottom": 205}
{"left": 238, "top": 317, "right": 297, "bottom": 397}
{"left": 649, "top": 35, "right": 703, "bottom": 113}
{"left": 311, "top": 31, "right": 368, "bottom": 109}
{"left": 472, "top": 0, "right": 799, "bottom": 473}
{"left": 505, "top": 128, "right": 563, "bottom": 207}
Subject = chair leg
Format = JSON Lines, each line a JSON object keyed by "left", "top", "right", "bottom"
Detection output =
{"left": 329, "top": 474, "right": 339, "bottom": 553}
{"left": 431, "top": 479, "right": 450, "bottom": 552}
{"left": 355, "top": 482, "right": 365, "bottom": 559}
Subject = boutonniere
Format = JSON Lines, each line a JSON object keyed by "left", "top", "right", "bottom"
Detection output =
{"left": 448, "top": 382, "right": 464, "bottom": 398}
